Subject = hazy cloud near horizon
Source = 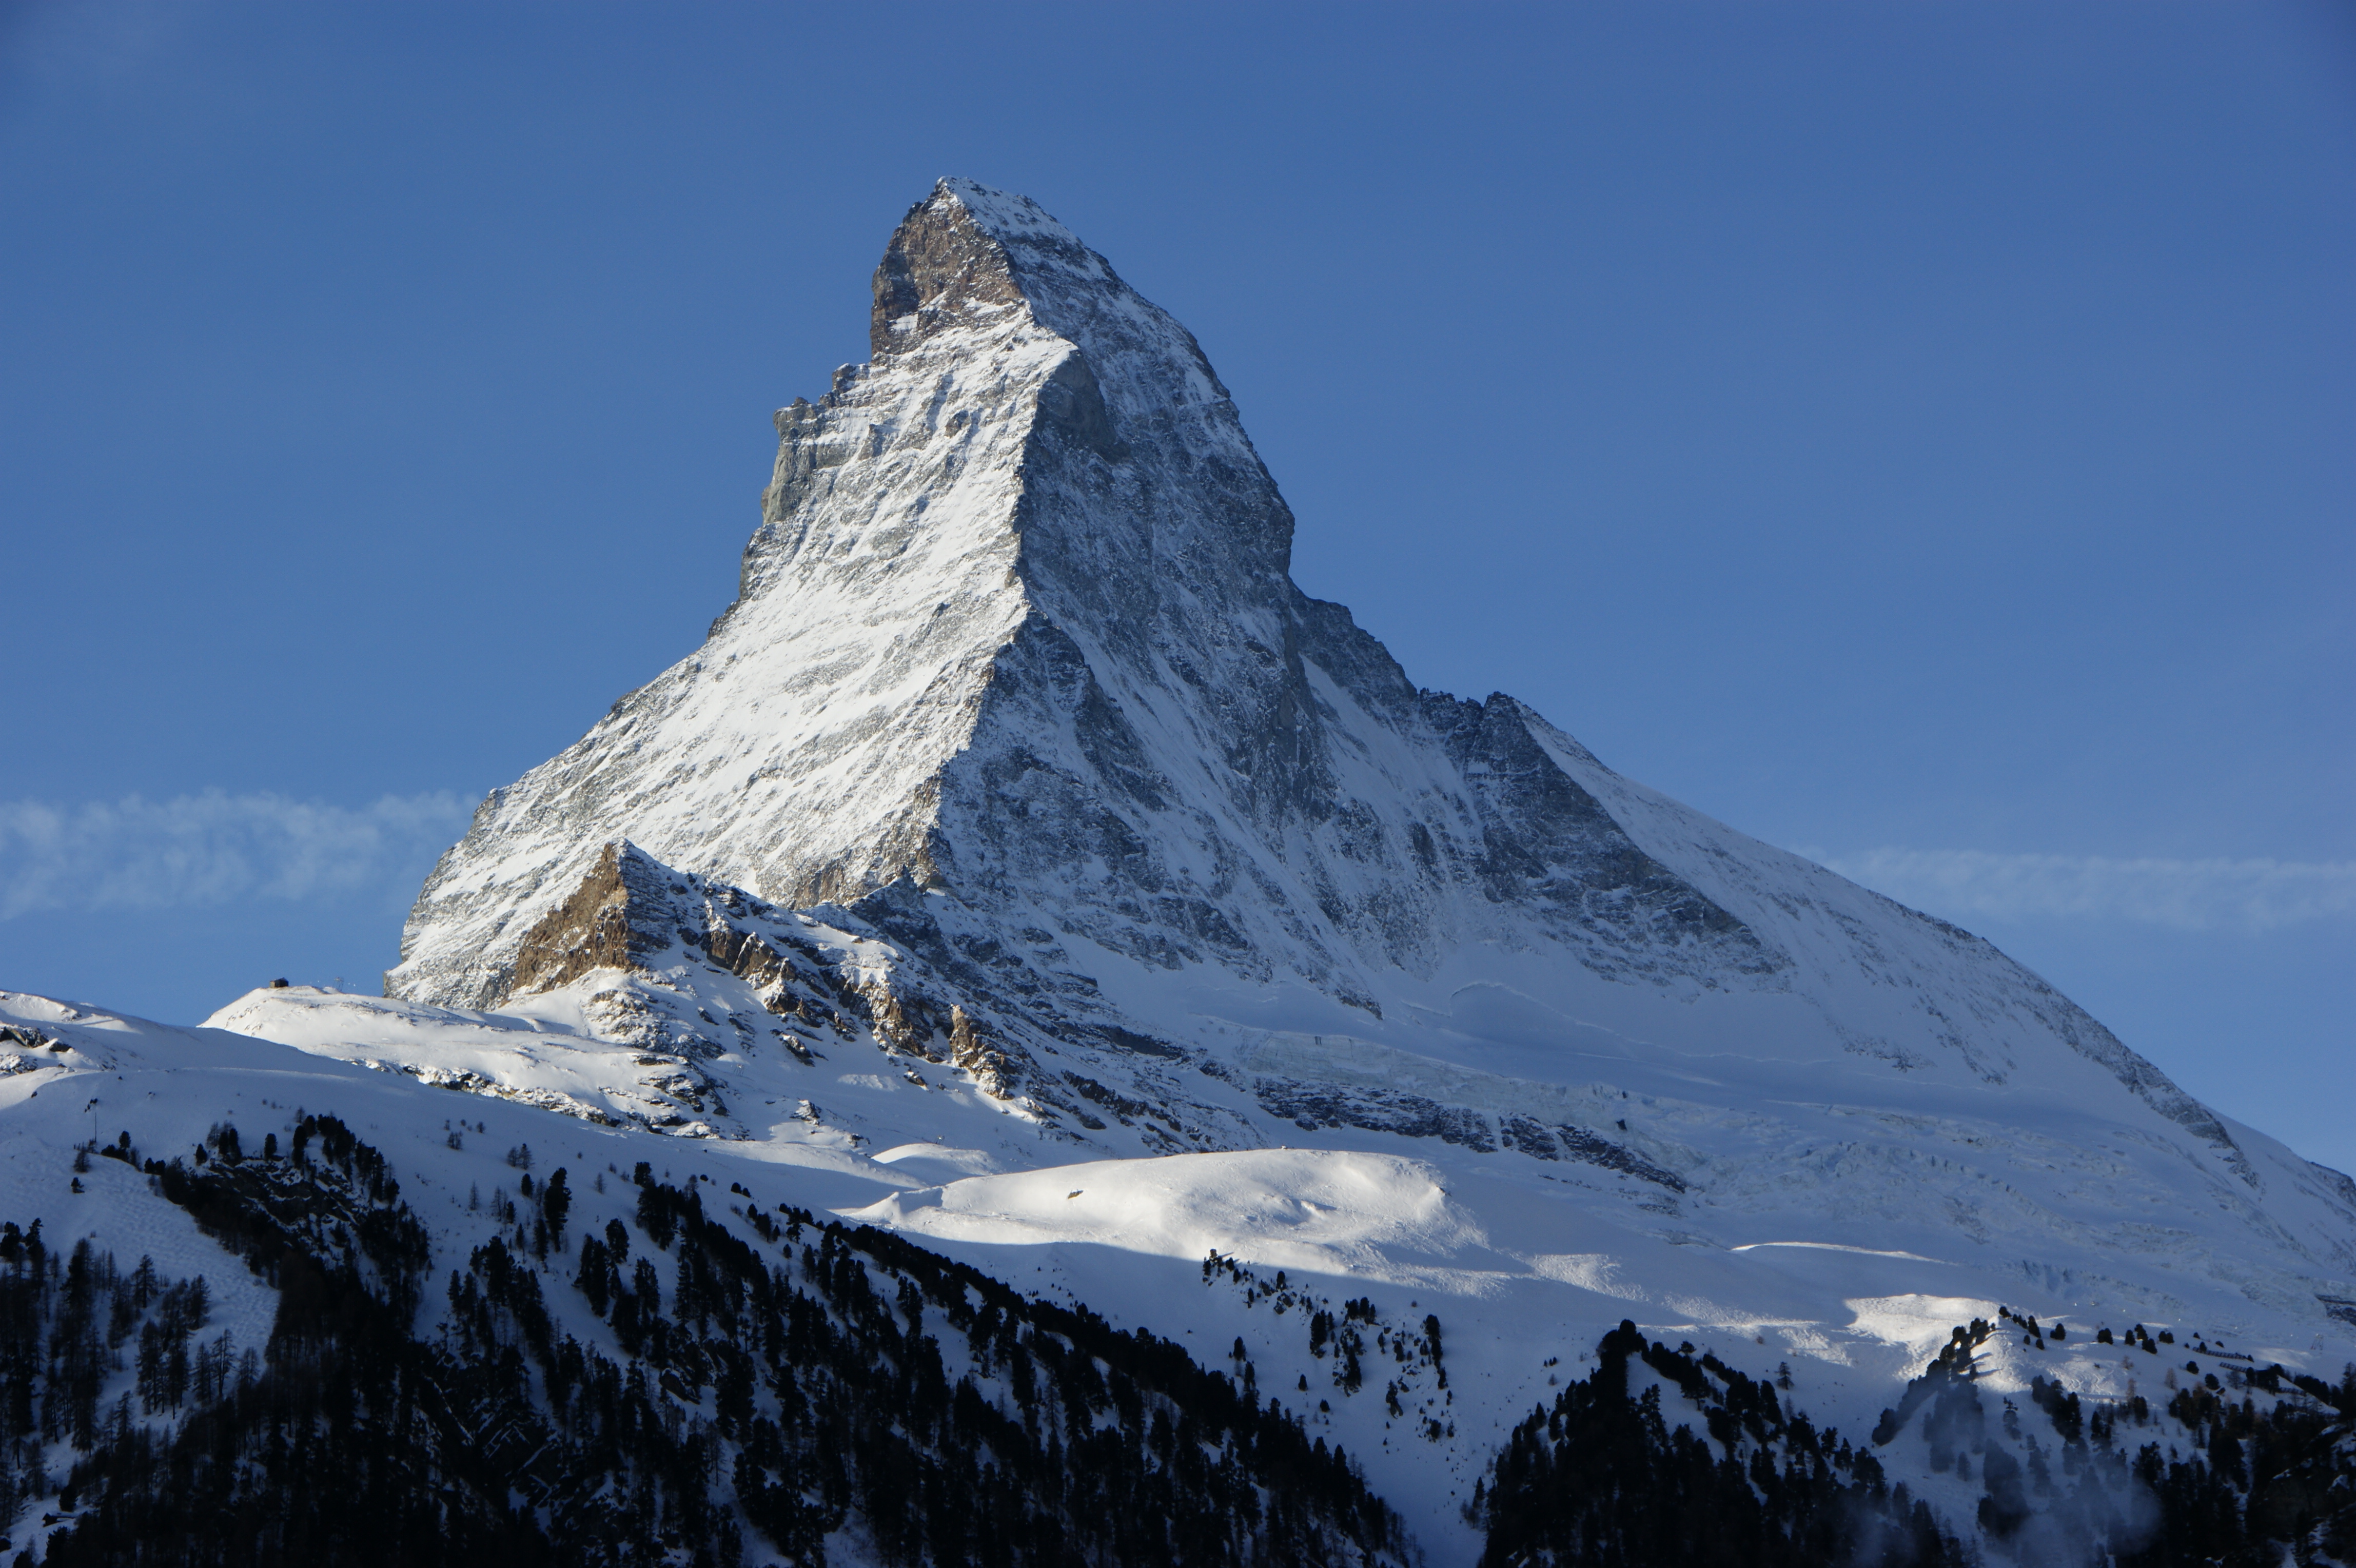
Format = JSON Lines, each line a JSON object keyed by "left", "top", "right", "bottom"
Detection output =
{"left": 0, "top": 791, "right": 479, "bottom": 919}
{"left": 4, "top": 790, "right": 2348, "bottom": 940}
{"left": 1822, "top": 848, "right": 2356, "bottom": 933}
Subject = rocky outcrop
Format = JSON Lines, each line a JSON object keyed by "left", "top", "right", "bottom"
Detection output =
{"left": 868, "top": 189, "right": 1027, "bottom": 355}
{"left": 473, "top": 831, "right": 1041, "bottom": 1116}
{"left": 948, "top": 1005, "right": 1020, "bottom": 1100}
{"left": 507, "top": 841, "right": 663, "bottom": 1001}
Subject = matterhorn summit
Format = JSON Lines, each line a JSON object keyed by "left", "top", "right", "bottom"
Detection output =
{"left": 357, "top": 178, "right": 2356, "bottom": 1290}
{"left": 12, "top": 180, "right": 2346, "bottom": 1565}
{"left": 379, "top": 182, "right": 2321, "bottom": 1192}
{"left": 388, "top": 175, "right": 1771, "bottom": 1027}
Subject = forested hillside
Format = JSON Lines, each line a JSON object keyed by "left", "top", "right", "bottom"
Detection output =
{"left": 15, "top": 1121, "right": 1404, "bottom": 1566}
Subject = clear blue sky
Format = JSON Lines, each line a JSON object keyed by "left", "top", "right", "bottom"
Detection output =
{"left": 3, "top": 3, "right": 2350, "bottom": 1169}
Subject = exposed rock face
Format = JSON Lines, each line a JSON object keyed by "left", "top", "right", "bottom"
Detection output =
{"left": 513, "top": 840, "right": 979, "bottom": 1068}
{"left": 507, "top": 841, "right": 657, "bottom": 999}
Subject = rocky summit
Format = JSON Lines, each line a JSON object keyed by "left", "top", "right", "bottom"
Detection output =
{"left": 383, "top": 180, "right": 2269, "bottom": 1163}
{"left": 6, "top": 181, "right": 2350, "bottom": 1565}
{"left": 387, "top": 177, "right": 1774, "bottom": 1028}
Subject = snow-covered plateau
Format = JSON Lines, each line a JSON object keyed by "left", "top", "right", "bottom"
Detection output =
{"left": 3, "top": 179, "right": 2350, "bottom": 1565}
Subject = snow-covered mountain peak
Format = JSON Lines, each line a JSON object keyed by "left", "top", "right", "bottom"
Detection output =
{"left": 367, "top": 183, "right": 2356, "bottom": 1356}
{"left": 385, "top": 178, "right": 1347, "bottom": 1012}
{"left": 868, "top": 178, "right": 1098, "bottom": 357}
{"left": 394, "top": 178, "right": 1779, "bottom": 1045}
{"left": 930, "top": 176, "right": 1082, "bottom": 246}
{"left": 383, "top": 182, "right": 2280, "bottom": 1142}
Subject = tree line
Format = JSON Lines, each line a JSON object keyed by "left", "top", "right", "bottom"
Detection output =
{"left": 19, "top": 1120, "right": 1407, "bottom": 1567}
{"left": 1477, "top": 1313, "right": 2354, "bottom": 1566}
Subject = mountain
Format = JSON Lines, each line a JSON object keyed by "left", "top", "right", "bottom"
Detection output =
{"left": 385, "top": 177, "right": 1781, "bottom": 1029}
{"left": 0, "top": 991, "right": 1413, "bottom": 1567}
{"left": 362, "top": 175, "right": 2352, "bottom": 1302}
{"left": 5, "top": 179, "right": 2351, "bottom": 1564}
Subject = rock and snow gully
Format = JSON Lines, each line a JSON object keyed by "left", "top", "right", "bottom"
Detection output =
{"left": 5, "top": 180, "right": 2351, "bottom": 1564}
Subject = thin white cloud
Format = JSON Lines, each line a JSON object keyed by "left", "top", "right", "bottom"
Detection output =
{"left": 1821, "top": 848, "right": 2356, "bottom": 933}
{"left": 0, "top": 791, "right": 478, "bottom": 919}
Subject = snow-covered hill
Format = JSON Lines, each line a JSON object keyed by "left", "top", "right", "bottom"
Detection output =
{"left": 5, "top": 179, "right": 2351, "bottom": 1562}
{"left": 6, "top": 984, "right": 2352, "bottom": 1562}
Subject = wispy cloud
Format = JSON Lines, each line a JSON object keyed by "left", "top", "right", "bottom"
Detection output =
{"left": 1820, "top": 848, "right": 2356, "bottom": 933}
{"left": 0, "top": 791, "right": 478, "bottom": 919}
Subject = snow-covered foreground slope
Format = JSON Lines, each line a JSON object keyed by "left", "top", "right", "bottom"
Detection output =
{"left": 17, "top": 968, "right": 2330, "bottom": 1559}
{"left": 2, "top": 990, "right": 1418, "bottom": 1561}
{"left": 7, "top": 986, "right": 2355, "bottom": 1560}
